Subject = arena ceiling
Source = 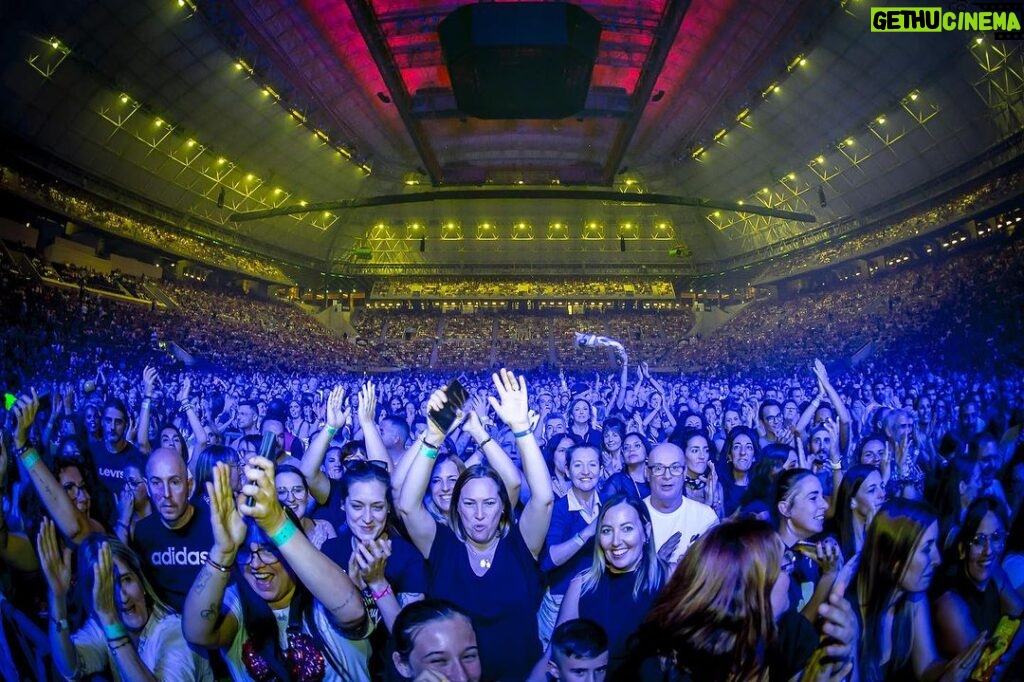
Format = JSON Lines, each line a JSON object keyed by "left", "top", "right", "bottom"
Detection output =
{"left": 1, "top": 0, "right": 1022, "bottom": 278}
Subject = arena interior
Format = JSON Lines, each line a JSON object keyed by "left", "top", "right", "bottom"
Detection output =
{"left": 1, "top": 1, "right": 1023, "bottom": 681}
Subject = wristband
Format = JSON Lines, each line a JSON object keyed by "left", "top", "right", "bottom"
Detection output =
{"left": 141, "top": 397, "right": 152, "bottom": 409}
{"left": 180, "top": 400, "right": 193, "bottom": 412}
{"left": 573, "top": 533, "right": 585, "bottom": 547}
{"left": 421, "top": 445, "right": 439, "bottom": 460}
{"left": 371, "top": 585, "right": 392, "bottom": 600}
{"left": 829, "top": 460, "right": 843, "bottom": 472}
{"left": 206, "top": 557, "right": 234, "bottom": 573}
{"left": 104, "top": 623, "right": 128, "bottom": 641}
{"left": 512, "top": 428, "right": 531, "bottom": 438}
{"left": 19, "top": 447, "right": 40, "bottom": 469}
{"left": 269, "top": 518, "right": 298, "bottom": 547}
{"left": 108, "top": 639, "right": 131, "bottom": 653}
{"left": 325, "top": 425, "right": 339, "bottom": 437}
{"left": 478, "top": 436, "right": 493, "bottom": 449}
{"left": 423, "top": 438, "right": 441, "bottom": 449}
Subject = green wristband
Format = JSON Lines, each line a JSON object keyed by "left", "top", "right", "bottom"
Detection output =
{"left": 325, "top": 425, "right": 339, "bottom": 437}
{"left": 269, "top": 518, "right": 298, "bottom": 547}
{"left": 20, "top": 448, "right": 40, "bottom": 469}
{"left": 421, "top": 444, "right": 439, "bottom": 460}
{"left": 103, "top": 622, "right": 128, "bottom": 641}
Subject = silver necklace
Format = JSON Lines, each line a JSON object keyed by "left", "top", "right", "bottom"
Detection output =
{"left": 466, "top": 537, "right": 498, "bottom": 570}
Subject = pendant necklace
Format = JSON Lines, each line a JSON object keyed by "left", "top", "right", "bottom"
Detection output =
{"left": 467, "top": 537, "right": 499, "bottom": 570}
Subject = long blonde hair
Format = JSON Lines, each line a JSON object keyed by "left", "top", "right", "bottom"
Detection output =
{"left": 579, "top": 494, "right": 665, "bottom": 600}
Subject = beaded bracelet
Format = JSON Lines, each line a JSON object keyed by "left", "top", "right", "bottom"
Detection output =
{"left": 269, "top": 518, "right": 298, "bottom": 547}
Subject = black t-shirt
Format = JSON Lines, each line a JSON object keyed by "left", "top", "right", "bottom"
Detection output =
{"left": 311, "top": 477, "right": 346, "bottom": 531}
{"left": 321, "top": 528, "right": 428, "bottom": 595}
{"left": 132, "top": 502, "right": 215, "bottom": 613}
{"left": 90, "top": 439, "right": 142, "bottom": 497}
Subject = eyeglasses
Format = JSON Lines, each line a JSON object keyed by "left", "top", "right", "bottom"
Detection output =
{"left": 237, "top": 546, "right": 281, "bottom": 567}
{"left": 969, "top": 532, "right": 1005, "bottom": 550}
{"left": 126, "top": 478, "right": 145, "bottom": 488}
{"left": 277, "top": 486, "right": 308, "bottom": 499}
{"left": 763, "top": 413, "right": 783, "bottom": 423}
{"left": 781, "top": 549, "right": 797, "bottom": 574}
{"left": 648, "top": 463, "right": 685, "bottom": 477}
{"left": 62, "top": 482, "right": 88, "bottom": 497}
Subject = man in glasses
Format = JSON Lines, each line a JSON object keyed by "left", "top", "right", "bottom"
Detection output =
{"left": 759, "top": 400, "right": 792, "bottom": 448}
{"left": 642, "top": 443, "right": 718, "bottom": 572}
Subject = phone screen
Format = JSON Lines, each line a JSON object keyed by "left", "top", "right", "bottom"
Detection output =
{"left": 429, "top": 379, "right": 469, "bottom": 433}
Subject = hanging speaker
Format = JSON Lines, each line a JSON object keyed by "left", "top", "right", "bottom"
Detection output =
{"left": 217, "top": 187, "right": 226, "bottom": 208}
{"left": 420, "top": 237, "right": 426, "bottom": 252}
{"left": 818, "top": 185, "right": 827, "bottom": 208}
{"left": 439, "top": 3, "right": 601, "bottom": 119}
{"left": 620, "top": 236, "right": 626, "bottom": 252}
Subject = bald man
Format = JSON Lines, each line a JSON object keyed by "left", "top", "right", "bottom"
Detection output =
{"left": 132, "top": 447, "right": 214, "bottom": 612}
{"left": 643, "top": 442, "right": 718, "bottom": 571}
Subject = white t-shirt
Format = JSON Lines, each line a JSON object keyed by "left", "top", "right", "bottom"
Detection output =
{"left": 644, "top": 495, "right": 718, "bottom": 567}
{"left": 221, "top": 585, "right": 373, "bottom": 682}
{"left": 71, "top": 610, "right": 212, "bottom": 682}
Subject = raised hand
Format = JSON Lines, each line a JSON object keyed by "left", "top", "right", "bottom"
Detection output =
{"left": 238, "top": 456, "right": 285, "bottom": 533}
{"left": 142, "top": 366, "right": 158, "bottom": 397}
{"left": 811, "top": 359, "right": 830, "bottom": 386}
{"left": 208, "top": 462, "right": 247, "bottom": 557}
{"left": 92, "top": 542, "right": 120, "bottom": 625}
{"left": 118, "top": 484, "right": 137, "bottom": 521}
{"left": 487, "top": 369, "right": 530, "bottom": 431}
{"left": 326, "top": 385, "right": 350, "bottom": 430}
{"left": 37, "top": 518, "right": 72, "bottom": 597}
{"left": 462, "top": 409, "right": 489, "bottom": 443}
{"left": 356, "top": 382, "right": 375, "bottom": 425}
{"left": 177, "top": 376, "right": 192, "bottom": 404}
{"left": 423, "top": 387, "right": 457, "bottom": 444}
{"left": 12, "top": 391, "right": 39, "bottom": 448}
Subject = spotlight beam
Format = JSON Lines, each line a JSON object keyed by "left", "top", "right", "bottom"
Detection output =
{"left": 229, "top": 189, "right": 815, "bottom": 223}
